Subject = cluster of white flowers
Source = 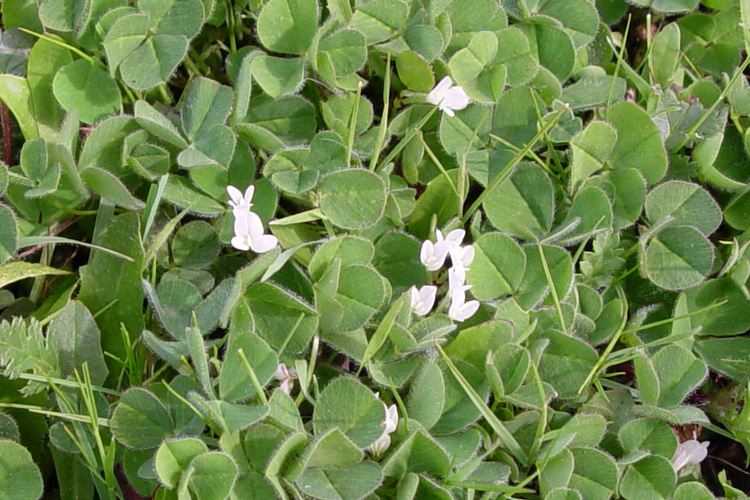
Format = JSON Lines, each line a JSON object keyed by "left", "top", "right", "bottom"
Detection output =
{"left": 411, "top": 229, "right": 479, "bottom": 322}
{"left": 366, "top": 398, "right": 399, "bottom": 456}
{"left": 671, "top": 438, "right": 709, "bottom": 473}
{"left": 274, "top": 362, "right": 297, "bottom": 395}
{"left": 227, "top": 185, "right": 278, "bottom": 253}
{"left": 427, "top": 76, "right": 470, "bottom": 117}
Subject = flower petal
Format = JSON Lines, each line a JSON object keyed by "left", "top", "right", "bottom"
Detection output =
{"left": 251, "top": 234, "right": 278, "bottom": 254}
{"left": 231, "top": 235, "right": 250, "bottom": 251}
{"left": 227, "top": 185, "right": 243, "bottom": 206}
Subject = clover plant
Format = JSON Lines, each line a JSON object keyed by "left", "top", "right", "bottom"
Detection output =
{"left": 0, "top": 0, "right": 750, "bottom": 498}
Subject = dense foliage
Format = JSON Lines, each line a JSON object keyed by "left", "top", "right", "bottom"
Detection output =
{"left": 1, "top": 0, "right": 750, "bottom": 498}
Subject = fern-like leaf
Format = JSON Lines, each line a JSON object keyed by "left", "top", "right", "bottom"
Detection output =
{"left": 0, "top": 317, "right": 59, "bottom": 395}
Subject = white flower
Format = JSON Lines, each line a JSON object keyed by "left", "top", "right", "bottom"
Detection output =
{"left": 449, "top": 244, "right": 475, "bottom": 283}
{"left": 671, "top": 439, "right": 709, "bottom": 472}
{"left": 438, "top": 228, "right": 465, "bottom": 249}
{"left": 410, "top": 285, "right": 437, "bottom": 316}
{"left": 384, "top": 404, "right": 398, "bottom": 434}
{"left": 274, "top": 363, "right": 298, "bottom": 395}
{"left": 231, "top": 209, "right": 278, "bottom": 253}
{"left": 227, "top": 185, "right": 255, "bottom": 212}
{"left": 367, "top": 402, "right": 399, "bottom": 456}
{"left": 426, "top": 76, "right": 470, "bottom": 117}
{"left": 448, "top": 268, "right": 479, "bottom": 322}
{"left": 420, "top": 229, "right": 465, "bottom": 271}
{"left": 368, "top": 433, "right": 391, "bottom": 456}
{"left": 420, "top": 239, "right": 450, "bottom": 271}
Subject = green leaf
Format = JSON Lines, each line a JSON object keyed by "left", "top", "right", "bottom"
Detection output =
{"left": 178, "top": 125, "right": 236, "bottom": 170}
{"left": 52, "top": 59, "right": 121, "bottom": 125}
{"left": 243, "top": 283, "right": 318, "bottom": 354}
{"left": 0, "top": 261, "right": 69, "bottom": 289}
{"left": 312, "top": 377, "right": 385, "bottom": 449}
{"left": 695, "top": 337, "right": 750, "bottom": 380}
{"left": 180, "top": 77, "right": 233, "bottom": 141}
{"left": 295, "top": 428, "right": 363, "bottom": 471}
{"left": 672, "top": 482, "right": 715, "bottom": 500}
{"left": 27, "top": 36, "right": 71, "bottom": 133}
{"left": 81, "top": 167, "right": 144, "bottom": 210}
{"left": 618, "top": 418, "right": 677, "bottom": 458}
{"left": 557, "top": 186, "right": 613, "bottom": 244}
{"left": 38, "top": 0, "right": 88, "bottom": 31}
{"left": 349, "top": 0, "right": 409, "bottom": 44}
{"left": 407, "top": 360, "right": 445, "bottom": 430}
{"left": 171, "top": 221, "right": 220, "bottom": 269}
{"left": 77, "top": 212, "right": 145, "bottom": 374}
{"left": 0, "top": 75, "right": 34, "bottom": 140}
{"left": 134, "top": 100, "right": 188, "bottom": 148}
{"left": 219, "top": 330, "right": 278, "bottom": 402}
{"left": 537, "top": 330, "right": 598, "bottom": 399}
{"left": 294, "top": 460, "right": 382, "bottom": 500}
{"left": 642, "top": 225, "right": 714, "bottom": 291}
{"left": 0, "top": 440, "right": 43, "bottom": 500}
{"left": 162, "top": 175, "right": 225, "bottom": 215}
{"left": 256, "top": 0, "right": 318, "bottom": 55}
{"left": 628, "top": 0, "right": 699, "bottom": 13}
{"left": 651, "top": 344, "right": 707, "bottom": 407}
{"left": 155, "top": 437, "right": 207, "bottom": 489}
{"left": 369, "top": 232, "right": 422, "bottom": 297}
{"left": 645, "top": 180, "right": 721, "bottom": 236}
{"left": 251, "top": 54, "right": 304, "bottom": 98}
{"left": 561, "top": 75, "right": 626, "bottom": 111}
{"left": 318, "top": 169, "right": 387, "bottom": 230}
{"left": 110, "top": 388, "right": 174, "bottom": 449}
{"left": 683, "top": 278, "right": 750, "bottom": 337}
{"left": 483, "top": 163, "right": 554, "bottom": 240}
{"left": 495, "top": 27, "right": 538, "bottom": 87}
{"left": 138, "top": 0, "right": 205, "bottom": 37}
{"left": 0, "top": 317, "right": 58, "bottom": 395}
{"left": 516, "top": 245, "right": 573, "bottom": 310}
{"left": 47, "top": 301, "right": 109, "bottom": 385}
{"left": 569, "top": 121, "right": 617, "bottom": 191}
{"left": 650, "top": 23, "right": 681, "bottom": 88}
{"left": 0, "top": 204, "right": 17, "bottom": 264}
{"left": 319, "top": 29, "right": 366, "bottom": 79}
{"left": 607, "top": 101, "right": 667, "bottom": 184}
{"left": 620, "top": 455, "right": 675, "bottom": 500}
{"left": 236, "top": 95, "right": 316, "bottom": 152}
{"left": 448, "top": 31, "right": 504, "bottom": 103}
{"left": 535, "top": 0, "right": 599, "bottom": 48}
{"left": 120, "top": 33, "right": 189, "bottom": 91}
{"left": 182, "top": 451, "right": 238, "bottom": 500}
{"left": 466, "top": 232, "right": 525, "bottom": 300}
{"left": 568, "top": 448, "right": 618, "bottom": 500}
{"left": 396, "top": 51, "right": 434, "bottom": 93}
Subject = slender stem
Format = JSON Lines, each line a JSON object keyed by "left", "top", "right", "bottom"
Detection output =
{"left": 375, "top": 106, "right": 438, "bottom": 172}
{"left": 19, "top": 28, "right": 100, "bottom": 66}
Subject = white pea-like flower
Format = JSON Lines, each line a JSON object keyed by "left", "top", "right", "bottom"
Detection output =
{"left": 384, "top": 404, "right": 398, "bottom": 434}
{"left": 231, "top": 209, "right": 278, "bottom": 254}
{"left": 420, "top": 239, "right": 450, "bottom": 271}
{"left": 427, "top": 76, "right": 470, "bottom": 117}
{"left": 449, "top": 244, "right": 475, "bottom": 283}
{"left": 448, "top": 268, "right": 479, "bottom": 322}
{"left": 274, "top": 363, "right": 298, "bottom": 395}
{"left": 420, "top": 229, "right": 465, "bottom": 271}
{"left": 227, "top": 185, "right": 255, "bottom": 212}
{"left": 410, "top": 285, "right": 437, "bottom": 316}
{"left": 367, "top": 402, "right": 399, "bottom": 456}
{"left": 671, "top": 439, "right": 709, "bottom": 472}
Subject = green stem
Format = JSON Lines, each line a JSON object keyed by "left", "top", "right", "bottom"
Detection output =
{"left": 369, "top": 54, "right": 392, "bottom": 170}
{"left": 375, "top": 106, "right": 438, "bottom": 173}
